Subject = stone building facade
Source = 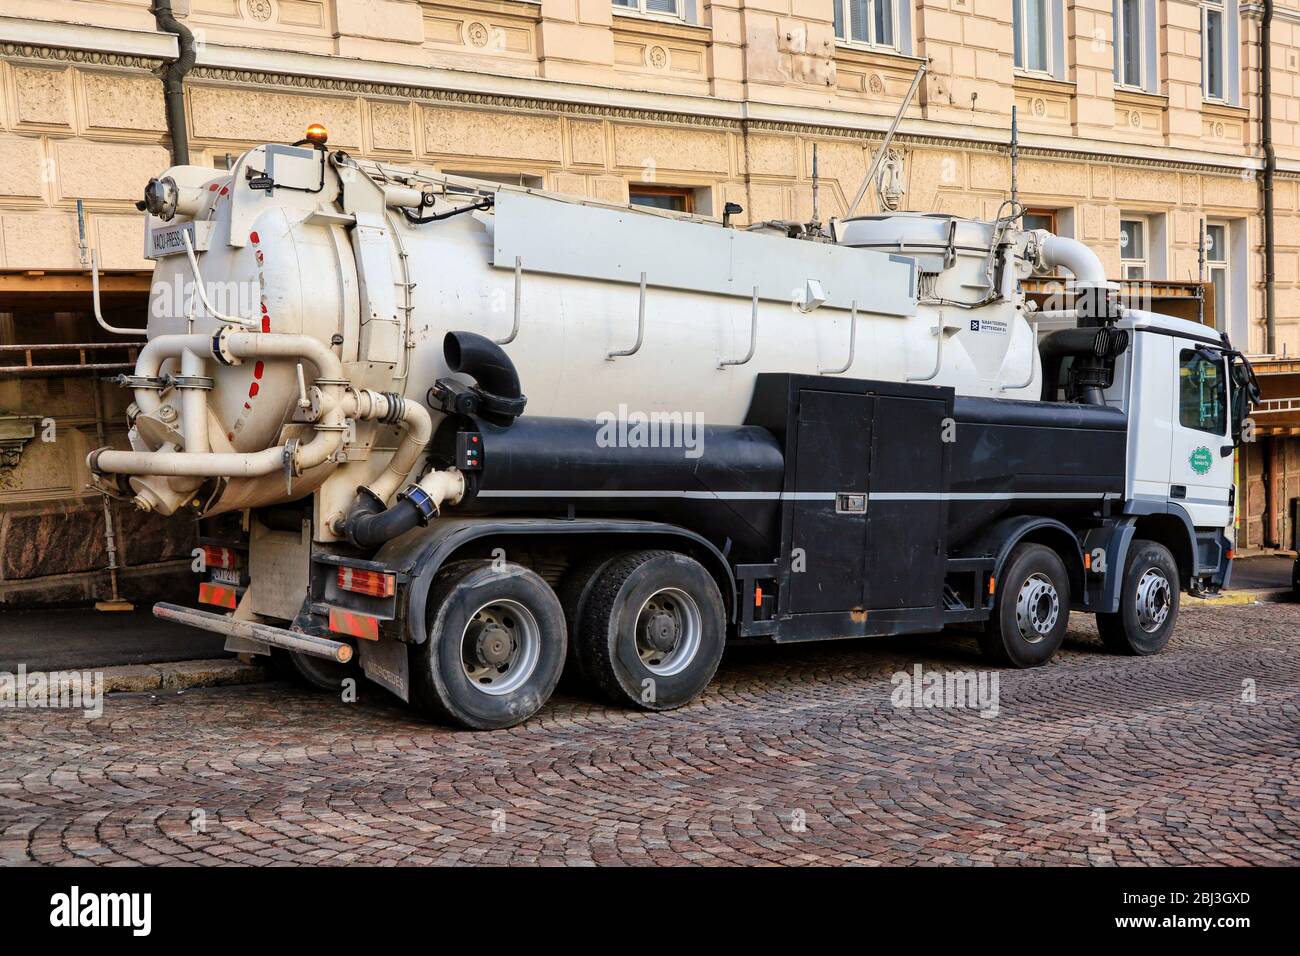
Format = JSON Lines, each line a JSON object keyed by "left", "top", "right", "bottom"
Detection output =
{"left": 0, "top": 0, "right": 1297, "bottom": 603}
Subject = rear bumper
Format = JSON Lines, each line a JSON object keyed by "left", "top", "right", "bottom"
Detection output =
{"left": 153, "top": 602, "right": 353, "bottom": 663}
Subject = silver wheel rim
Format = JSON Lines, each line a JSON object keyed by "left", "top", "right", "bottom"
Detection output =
{"left": 634, "top": 588, "right": 702, "bottom": 676}
{"left": 460, "top": 599, "right": 541, "bottom": 696}
{"left": 1015, "top": 572, "right": 1060, "bottom": 644}
{"left": 1135, "top": 567, "right": 1172, "bottom": 633}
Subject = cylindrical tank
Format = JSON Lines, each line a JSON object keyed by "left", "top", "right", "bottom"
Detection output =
{"left": 104, "top": 146, "right": 1048, "bottom": 526}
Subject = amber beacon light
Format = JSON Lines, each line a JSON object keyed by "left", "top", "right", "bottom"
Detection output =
{"left": 304, "top": 123, "right": 329, "bottom": 147}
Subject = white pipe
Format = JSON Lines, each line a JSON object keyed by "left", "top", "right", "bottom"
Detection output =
{"left": 1036, "top": 233, "right": 1108, "bottom": 286}
{"left": 417, "top": 468, "right": 466, "bottom": 510}
{"left": 181, "top": 230, "right": 259, "bottom": 328}
{"left": 356, "top": 390, "right": 433, "bottom": 505}
{"left": 179, "top": 348, "right": 210, "bottom": 454}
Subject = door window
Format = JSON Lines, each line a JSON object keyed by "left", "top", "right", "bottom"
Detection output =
{"left": 1178, "top": 349, "right": 1227, "bottom": 436}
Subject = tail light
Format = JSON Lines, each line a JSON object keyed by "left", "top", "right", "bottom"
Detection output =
{"left": 203, "top": 545, "right": 238, "bottom": 570}
{"left": 337, "top": 566, "right": 396, "bottom": 599}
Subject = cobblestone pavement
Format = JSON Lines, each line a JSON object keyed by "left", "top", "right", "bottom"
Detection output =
{"left": 2, "top": 604, "right": 1297, "bottom": 866}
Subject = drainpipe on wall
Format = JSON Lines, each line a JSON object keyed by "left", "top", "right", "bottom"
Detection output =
{"left": 1262, "top": 0, "right": 1277, "bottom": 355}
{"left": 152, "top": 0, "right": 197, "bottom": 166}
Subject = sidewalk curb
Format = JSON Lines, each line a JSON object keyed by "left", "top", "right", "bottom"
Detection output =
{"left": 100, "top": 658, "right": 269, "bottom": 694}
{"left": 1184, "top": 588, "right": 1294, "bottom": 609}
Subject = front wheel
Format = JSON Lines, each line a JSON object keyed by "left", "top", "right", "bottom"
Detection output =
{"left": 1096, "top": 540, "right": 1180, "bottom": 656}
{"left": 979, "top": 543, "right": 1071, "bottom": 668}
{"left": 412, "top": 561, "right": 567, "bottom": 730}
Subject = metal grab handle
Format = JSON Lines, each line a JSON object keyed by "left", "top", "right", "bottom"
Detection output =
{"left": 607, "top": 272, "right": 647, "bottom": 360}
{"left": 719, "top": 287, "right": 760, "bottom": 369}
{"left": 91, "top": 250, "right": 148, "bottom": 337}
{"left": 999, "top": 321, "right": 1040, "bottom": 392}
{"left": 495, "top": 255, "right": 521, "bottom": 345}
{"left": 907, "top": 320, "right": 945, "bottom": 383}
{"left": 182, "top": 229, "right": 259, "bottom": 328}
{"left": 818, "top": 301, "right": 858, "bottom": 375}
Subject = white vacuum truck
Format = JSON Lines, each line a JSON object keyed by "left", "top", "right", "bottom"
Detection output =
{"left": 89, "top": 128, "right": 1258, "bottom": 729}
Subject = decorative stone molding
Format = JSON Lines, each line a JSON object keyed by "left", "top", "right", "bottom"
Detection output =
{"left": 0, "top": 43, "right": 165, "bottom": 72}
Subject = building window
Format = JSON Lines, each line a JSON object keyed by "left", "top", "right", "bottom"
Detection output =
{"left": 612, "top": 0, "right": 683, "bottom": 19}
{"left": 1114, "top": 0, "right": 1145, "bottom": 89}
{"left": 1013, "top": 0, "right": 1053, "bottom": 74}
{"left": 1120, "top": 217, "right": 1148, "bottom": 279}
{"left": 1202, "top": 0, "right": 1227, "bottom": 101}
{"left": 629, "top": 184, "right": 695, "bottom": 213}
{"left": 834, "top": 0, "right": 899, "bottom": 50}
{"left": 1023, "top": 209, "right": 1057, "bottom": 235}
{"left": 1205, "top": 221, "right": 1230, "bottom": 331}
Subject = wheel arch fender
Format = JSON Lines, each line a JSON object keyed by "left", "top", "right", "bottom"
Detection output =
{"left": 375, "top": 517, "right": 738, "bottom": 645}
{"left": 971, "top": 516, "right": 1087, "bottom": 606}
{"left": 1124, "top": 501, "right": 1199, "bottom": 590}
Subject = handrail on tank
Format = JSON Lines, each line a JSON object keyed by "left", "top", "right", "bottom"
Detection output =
{"left": 91, "top": 250, "right": 148, "bottom": 337}
{"left": 907, "top": 320, "right": 946, "bottom": 383}
{"left": 719, "top": 287, "right": 760, "bottom": 369}
{"left": 494, "top": 256, "right": 522, "bottom": 346}
{"left": 181, "top": 230, "right": 259, "bottom": 328}
{"left": 607, "top": 272, "right": 647, "bottom": 360}
{"left": 818, "top": 301, "right": 859, "bottom": 375}
{"left": 999, "top": 321, "right": 1040, "bottom": 392}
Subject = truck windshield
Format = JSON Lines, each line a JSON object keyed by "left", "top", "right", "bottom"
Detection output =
{"left": 1178, "top": 348, "right": 1227, "bottom": 436}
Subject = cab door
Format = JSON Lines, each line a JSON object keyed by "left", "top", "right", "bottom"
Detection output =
{"left": 1169, "top": 342, "right": 1234, "bottom": 529}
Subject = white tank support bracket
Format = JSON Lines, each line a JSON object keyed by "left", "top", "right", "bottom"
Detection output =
{"left": 999, "top": 322, "right": 1040, "bottom": 392}
{"left": 818, "top": 302, "right": 859, "bottom": 375}
{"left": 908, "top": 321, "right": 946, "bottom": 383}
{"left": 719, "top": 287, "right": 760, "bottom": 369}
{"left": 607, "top": 272, "right": 647, "bottom": 360}
{"left": 495, "top": 256, "right": 522, "bottom": 346}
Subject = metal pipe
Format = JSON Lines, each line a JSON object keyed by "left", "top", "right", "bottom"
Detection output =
{"left": 1262, "top": 0, "right": 1277, "bottom": 353}
{"left": 92, "top": 250, "right": 148, "bottom": 336}
{"left": 608, "top": 272, "right": 647, "bottom": 359}
{"left": 818, "top": 302, "right": 859, "bottom": 375}
{"left": 907, "top": 320, "right": 945, "bottom": 383}
{"left": 179, "top": 348, "right": 210, "bottom": 454}
{"left": 153, "top": 602, "right": 353, "bottom": 663}
{"left": 719, "top": 287, "right": 760, "bottom": 369}
{"left": 150, "top": 1, "right": 196, "bottom": 167}
{"left": 182, "top": 230, "right": 259, "bottom": 327}
{"left": 848, "top": 61, "right": 927, "bottom": 217}
{"left": 495, "top": 256, "right": 522, "bottom": 346}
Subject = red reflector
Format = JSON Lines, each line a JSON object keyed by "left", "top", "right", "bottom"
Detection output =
{"left": 329, "top": 608, "right": 379, "bottom": 641}
{"left": 199, "top": 583, "right": 237, "bottom": 609}
{"left": 203, "top": 545, "right": 238, "bottom": 570}
{"left": 337, "top": 566, "right": 396, "bottom": 598}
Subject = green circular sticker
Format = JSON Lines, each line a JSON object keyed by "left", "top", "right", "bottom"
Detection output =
{"left": 1189, "top": 446, "right": 1214, "bottom": 476}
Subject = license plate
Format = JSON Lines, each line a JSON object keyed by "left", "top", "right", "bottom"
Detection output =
{"left": 210, "top": 567, "right": 241, "bottom": 587}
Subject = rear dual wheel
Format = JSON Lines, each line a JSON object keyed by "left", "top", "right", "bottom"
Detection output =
{"left": 572, "top": 550, "right": 726, "bottom": 711}
{"left": 412, "top": 561, "right": 567, "bottom": 730}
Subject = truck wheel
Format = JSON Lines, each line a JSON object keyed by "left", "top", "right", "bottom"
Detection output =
{"left": 575, "top": 550, "right": 725, "bottom": 711}
{"left": 412, "top": 561, "right": 566, "bottom": 730}
{"left": 556, "top": 552, "right": 618, "bottom": 692}
{"left": 1096, "top": 540, "right": 1180, "bottom": 656}
{"left": 980, "top": 543, "right": 1070, "bottom": 668}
